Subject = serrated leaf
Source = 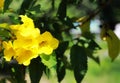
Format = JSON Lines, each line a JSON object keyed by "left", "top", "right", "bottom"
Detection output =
{"left": 106, "top": 29, "right": 120, "bottom": 61}
{"left": 70, "top": 45, "right": 87, "bottom": 83}
{"left": 29, "top": 57, "right": 45, "bottom": 83}
{"left": 40, "top": 52, "right": 57, "bottom": 69}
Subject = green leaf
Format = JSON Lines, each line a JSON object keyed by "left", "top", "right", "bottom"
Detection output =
{"left": 44, "top": 67, "right": 50, "bottom": 78}
{"left": 70, "top": 45, "right": 88, "bottom": 83}
{"left": 0, "top": 61, "right": 13, "bottom": 81}
{"left": 19, "top": 0, "right": 37, "bottom": 14}
{"left": 87, "top": 39, "right": 101, "bottom": 64}
{"left": 56, "top": 41, "right": 68, "bottom": 82}
{"left": 40, "top": 52, "right": 57, "bottom": 69}
{"left": 9, "top": 15, "right": 20, "bottom": 24}
{"left": 29, "top": 57, "right": 45, "bottom": 83}
{"left": 64, "top": 16, "right": 75, "bottom": 28}
{"left": 52, "top": 23, "right": 63, "bottom": 40}
{"left": 106, "top": 29, "right": 120, "bottom": 61}
{"left": 11, "top": 64, "right": 26, "bottom": 83}
{"left": 28, "top": 4, "right": 41, "bottom": 15}
{"left": 3, "top": 0, "right": 13, "bottom": 12}
{"left": 56, "top": 62, "right": 65, "bottom": 82}
{"left": 57, "top": 0, "right": 67, "bottom": 20}
{"left": 85, "top": 48, "right": 100, "bottom": 64}
{"left": 88, "top": 39, "right": 101, "bottom": 50}
{"left": 56, "top": 41, "right": 69, "bottom": 56}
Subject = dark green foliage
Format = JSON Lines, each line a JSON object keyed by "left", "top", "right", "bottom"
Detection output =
{"left": 88, "top": 39, "right": 101, "bottom": 50}
{"left": 57, "top": 0, "right": 74, "bottom": 28}
{"left": 52, "top": 22, "right": 63, "bottom": 40}
{"left": 70, "top": 45, "right": 88, "bottom": 83}
{"left": 99, "top": 0, "right": 120, "bottom": 30}
{"left": 0, "top": 60, "right": 27, "bottom": 83}
{"left": 56, "top": 41, "right": 69, "bottom": 55}
{"left": 68, "top": 0, "right": 83, "bottom": 4}
{"left": 3, "top": 0, "right": 13, "bottom": 12}
{"left": 28, "top": 4, "right": 41, "bottom": 15}
{"left": 19, "top": 0, "right": 37, "bottom": 15}
{"left": 86, "top": 39, "right": 101, "bottom": 64}
{"left": 0, "top": 61, "right": 12, "bottom": 80}
{"left": 0, "top": 59, "right": 26, "bottom": 83}
{"left": 29, "top": 57, "right": 45, "bottom": 83}
{"left": 57, "top": 64, "right": 65, "bottom": 82}
{"left": 11, "top": 64, "right": 26, "bottom": 83}
{"left": 63, "top": 16, "right": 75, "bottom": 28}
{"left": 57, "top": 0, "right": 67, "bottom": 20}
{"left": 56, "top": 41, "right": 69, "bottom": 82}
{"left": 8, "top": 15, "right": 21, "bottom": 24}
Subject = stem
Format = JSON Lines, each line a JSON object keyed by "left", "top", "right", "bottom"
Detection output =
{"left": 80, "top": 0, "right": 112, "bottom": 26}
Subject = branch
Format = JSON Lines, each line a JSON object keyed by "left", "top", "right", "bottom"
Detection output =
{"left": 79, "top": 0, "right": 112, "bottom": 26}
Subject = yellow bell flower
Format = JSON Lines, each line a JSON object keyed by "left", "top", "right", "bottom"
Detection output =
{"left": 38, "top": 31, "right": 59, "bottom": 55}
{"left": 2, "top": 15, "right": 59, "bottom": 66}
{"left": 0, "top": 0, "right": 4, "bottom": 10}
{"left": 19, "top": 15, "right": 35, "bottom": 29}
{"left": 2, "top": 41, "right": 15, "bottom": 61}
{"left": 14, "top": 48, "right": 38, "bottom": 66}
{"left": 10, "top": 15, "right": 40, "bottom": 38}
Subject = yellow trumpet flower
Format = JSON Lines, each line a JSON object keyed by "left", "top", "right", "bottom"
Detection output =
{"left": 2, "top": 15, "right": 59, "bottom": 66}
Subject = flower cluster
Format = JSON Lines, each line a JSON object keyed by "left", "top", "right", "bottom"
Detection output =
{"left": 2, "top": 15, "right": 59, "bottom": 66}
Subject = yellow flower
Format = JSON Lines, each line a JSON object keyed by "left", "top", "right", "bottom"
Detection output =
{"left": 19, "top": 15, "right": 34, "bottom": 29}
{"left": 2, "top": 41, "right": 15, "bottom": 61}
{"left": 14, "top": 48, "right": 38, "bottom": 66}
{"left": 0, "top": 0, "right": 4, "bottom": 10}
{"left": 2, "top": 15, "right": 59, "bottom": 66}
{"left": 10, "top": 15, "right": 40, "bottom": 38}
{"left": 38, "top": 31, "right": 59, "bottom": 55}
